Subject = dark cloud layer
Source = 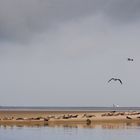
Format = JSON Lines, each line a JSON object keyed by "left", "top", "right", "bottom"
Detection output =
{"left": 105, "top": 0, "right": 140, "bottom": 22}
{"left": 0, "top": 0, "right": 140, "bottom": 42}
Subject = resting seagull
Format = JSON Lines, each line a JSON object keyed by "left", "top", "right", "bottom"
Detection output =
{"left": 108, "top": 78, "right": 122, "bottom": 84}
{"left": 113, "top": 104, "right": 119, "bottom": 108}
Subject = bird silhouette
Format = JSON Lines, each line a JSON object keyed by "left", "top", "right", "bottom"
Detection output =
{"left": 127, "top": 58, "right": 133, "bottom": 61}
{"left": 108, "top": 78, "right": 122, "bottom": 84}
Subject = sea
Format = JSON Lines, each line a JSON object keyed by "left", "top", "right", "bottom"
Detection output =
{"left": 1, "top": 106, "right": 140, "bottom": 111}
{"left": 0, "top": 106, "right": 140, "bottom": 140}
{"left": 0, "top": 122, "right": 140, "bottom": 140}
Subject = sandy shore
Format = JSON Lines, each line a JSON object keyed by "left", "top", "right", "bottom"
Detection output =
{"left": 0, "top": 110, "right": 140, "bottom": 126}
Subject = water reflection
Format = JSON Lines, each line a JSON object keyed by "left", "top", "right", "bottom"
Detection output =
{"left": 0, "top": 122, "right": 48, "bottom": 129}
{"left": 0, "top": 122, "right": 140, "bottom": 129}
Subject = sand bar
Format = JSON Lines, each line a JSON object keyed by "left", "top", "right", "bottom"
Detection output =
{"left": 1, "top": 110, "right": 140, "bottom": 126}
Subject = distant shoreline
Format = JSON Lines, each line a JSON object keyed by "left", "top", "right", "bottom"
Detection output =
{"left": 1, "top": 106, "right": 140, "bottom": 112}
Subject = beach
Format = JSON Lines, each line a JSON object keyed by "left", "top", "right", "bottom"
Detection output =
{"left": 0, "top": 110, "right": 140, "bottom": 126}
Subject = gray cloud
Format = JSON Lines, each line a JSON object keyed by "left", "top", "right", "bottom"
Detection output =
{"left": 0, "top": 0, "right": 140, "bottom": 106}
{"left": 1, "top": 0, "right": 140, "bottom": 42}
{"left": 0, "top": 0, "right": 103, "bottom": 42}
{"left": 105, "top": 0, "right": 140, "bottom": 23}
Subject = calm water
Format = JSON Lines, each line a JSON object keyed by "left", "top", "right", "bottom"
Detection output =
{"left": 1, "top": 106, "right": 140, "bottom": 111}
{"left": 0, "top": 123, "right": 140, "bottom": 140}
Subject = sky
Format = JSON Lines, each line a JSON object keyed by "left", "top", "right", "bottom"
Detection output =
{"left": 0, "top": 0, "right": 140, "bottom": 106}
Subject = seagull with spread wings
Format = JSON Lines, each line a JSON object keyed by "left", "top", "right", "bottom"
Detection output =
{"left": 108, "top": 78, "right": 123, "bottom": 84}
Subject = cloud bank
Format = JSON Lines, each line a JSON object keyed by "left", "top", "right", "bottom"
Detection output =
{"left": 0, "top": 0, "right": 140, "bottom": 106}
{"left": 0, "top": 0, "right": 140, "bottom": 42}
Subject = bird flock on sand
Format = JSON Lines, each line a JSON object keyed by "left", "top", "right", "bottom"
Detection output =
{"left": 108, "top": 57, "right": 134, "bottom": 85}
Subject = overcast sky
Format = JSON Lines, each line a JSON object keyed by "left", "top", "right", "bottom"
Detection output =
{"left": 0, "top": 0, "right": 140, "bottom": 106}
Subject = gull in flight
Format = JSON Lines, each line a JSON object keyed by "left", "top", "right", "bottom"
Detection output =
{"left": 127, "top": 58, "right": 134, "bottom": 61}
{"left": 108, "top": 78, "right": 122, "bottom": 84}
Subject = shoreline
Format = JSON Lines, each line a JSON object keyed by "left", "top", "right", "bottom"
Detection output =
{"left": 1, "top": 110, "right": 140, "bottom": 125}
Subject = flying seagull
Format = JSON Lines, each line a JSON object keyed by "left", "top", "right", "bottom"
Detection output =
{"left": 127, "top": 58, "right": 134, "bottom": 61}
{"left": 108, "top": 78, "right": 122, "bottom": 84}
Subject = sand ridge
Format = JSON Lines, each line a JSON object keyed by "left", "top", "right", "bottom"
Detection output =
{"left": 0, "top": 110, "right": 140, "bottom": 125}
